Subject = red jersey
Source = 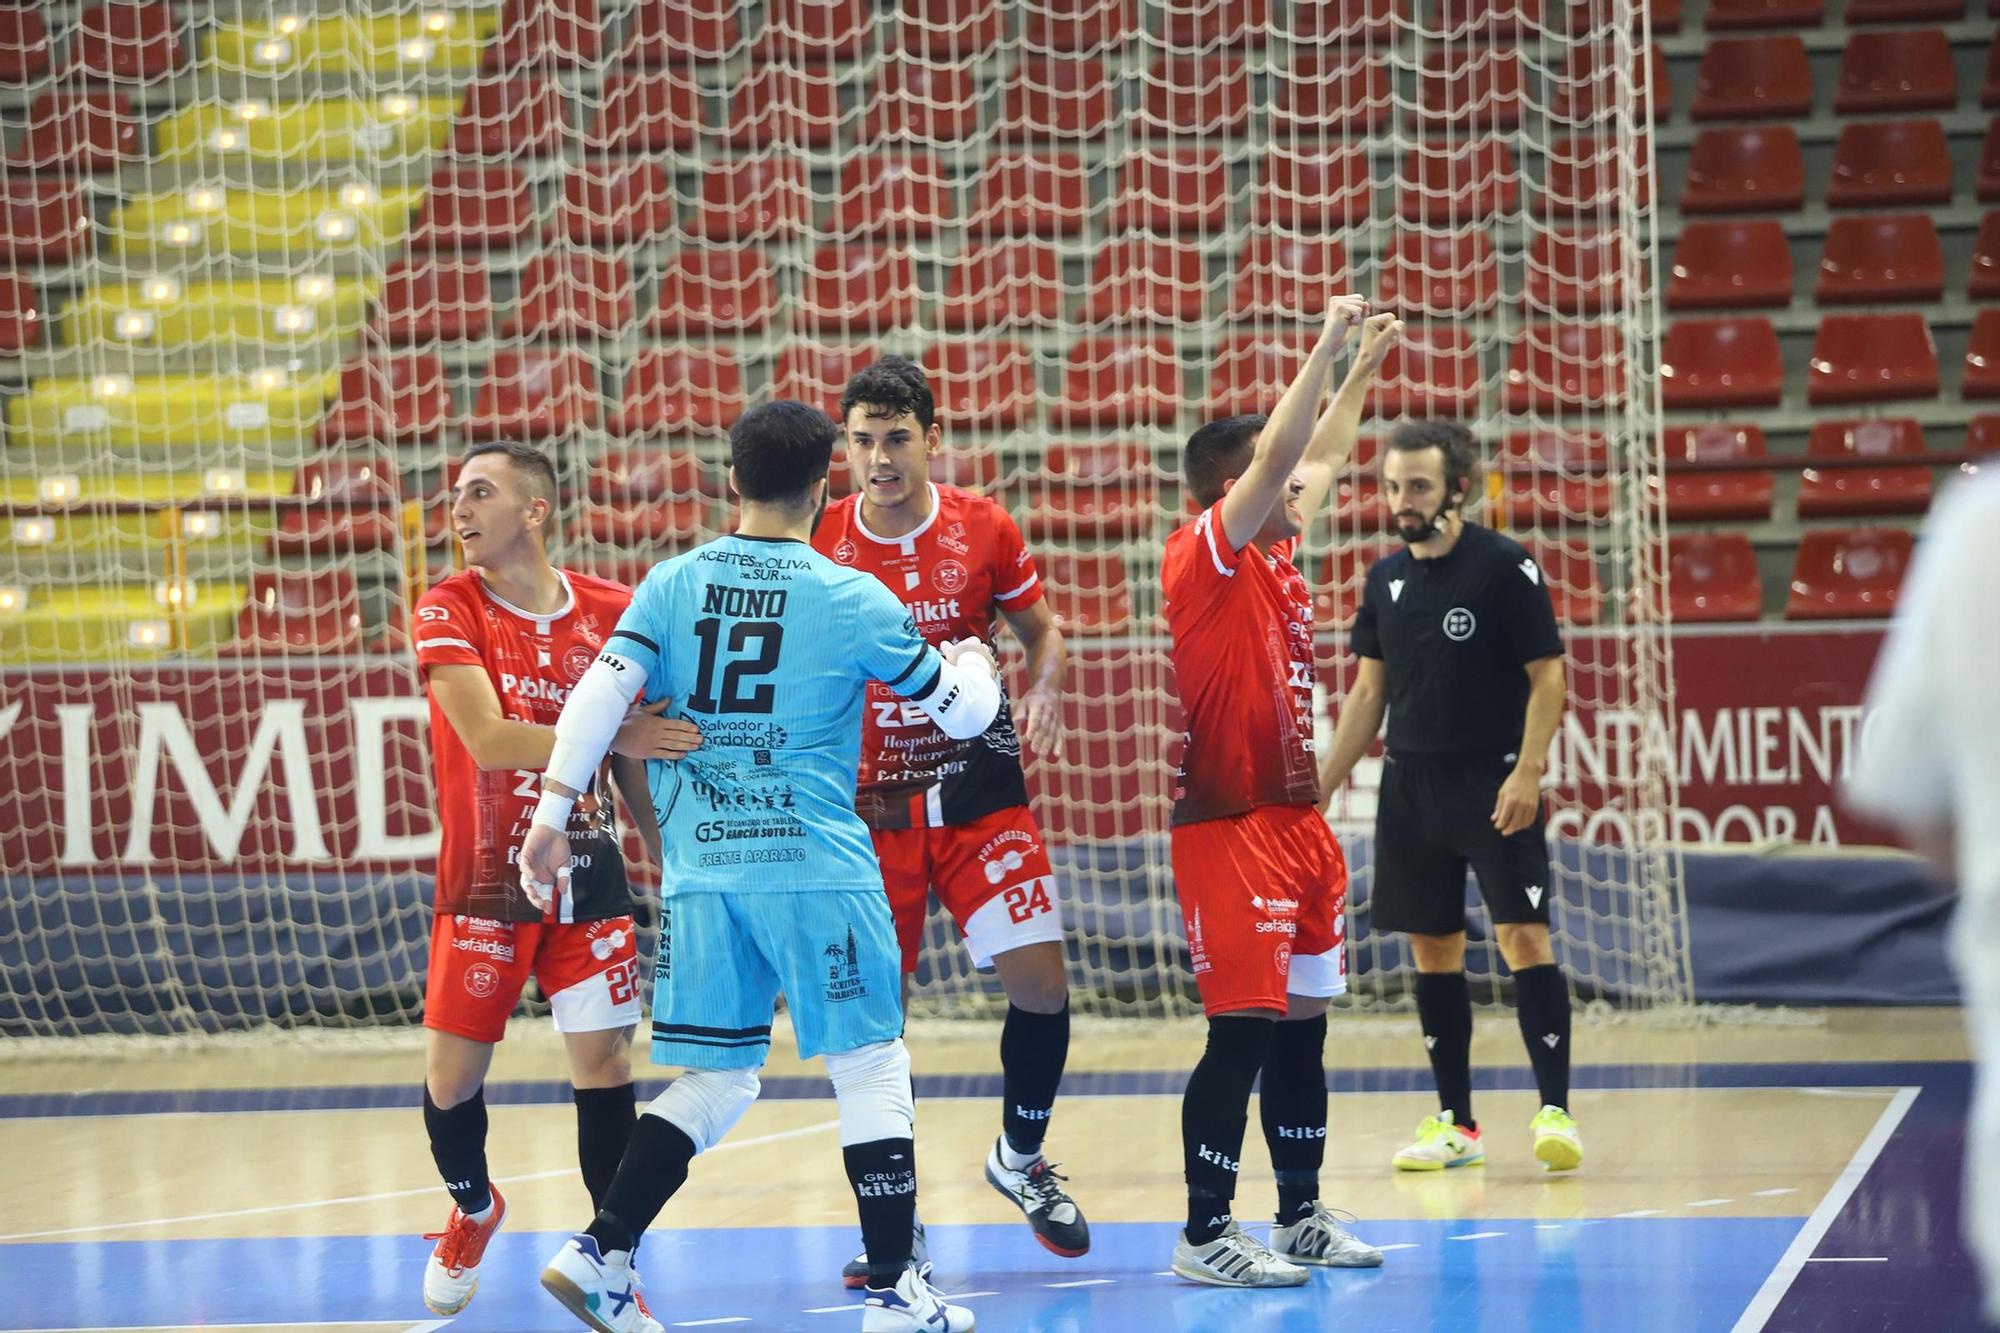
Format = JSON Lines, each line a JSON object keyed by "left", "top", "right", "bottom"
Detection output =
{"left": 1163, "top": 501, "right": 1320, "bottom": 825}
{"left": 812, "top": 483, "right": 1043, "bottom": 830}
{"left": 415, "top": 568, "right": 635, "bottom": 922}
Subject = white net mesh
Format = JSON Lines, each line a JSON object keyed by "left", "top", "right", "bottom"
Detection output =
{"left": 0, "top": 0, "right": 1685, "bottom": 1035}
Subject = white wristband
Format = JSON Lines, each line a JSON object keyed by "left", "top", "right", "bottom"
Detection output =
{"left": 532, "top": 792, "right": 575, "bottom": 832}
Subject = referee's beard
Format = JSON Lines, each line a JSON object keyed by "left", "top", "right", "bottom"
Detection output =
{"left": 1395, "top": 495, "right": 1460, "bottom": 546}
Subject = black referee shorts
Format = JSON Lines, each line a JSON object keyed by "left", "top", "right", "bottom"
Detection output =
{"left": 1370, "top": 749, "right": 1552, "bottom": 937}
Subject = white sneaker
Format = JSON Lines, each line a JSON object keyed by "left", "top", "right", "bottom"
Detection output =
{"left": 983, "top": 1137, "right": 1091, "bottom": 1257}
{"left": 540, "top": 1233, "right": 666, "bottom": 1333}
{"left": 862, "top": 1262, "right": 976, "bottom": 1332}
{"left": 841, "top": 1219, "right": 929, "bottom": 1290}
{"left": 1171, "top": 1221, "right": 1310, "bottom": 1288}
{"left": 1391, "top": 1111, "right": 1485, "bottom": 1171}
{"left": 1272, "top": 1202, "right": 1385, "bottom": 1267}
{"left": 421, "top": 1183, "right": 506, "bottom": 1315}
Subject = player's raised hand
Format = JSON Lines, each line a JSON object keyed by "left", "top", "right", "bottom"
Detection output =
{"left": 941, "top": 637, "right": 999, "bottom": 676}
{"left": 1319, "top": 294, "right": 1371, "bottom": 350}
{"left": 613, "top": 696, "right": 702, "bottom": 762}
{"left": 518, "top": 824, "right": 571, "bottom": 913}
{"left": 1014, "top": 686, "right": 1064, "bottom": 761}
{"left": 1351, "top": 311, "right": 1404, "bottom": 379}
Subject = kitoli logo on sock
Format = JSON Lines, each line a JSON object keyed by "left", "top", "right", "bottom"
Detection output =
{"left": 1196, "top": 1144, "right": 1240, "bottom": 1172}
{"left": 1014, "top": 1106, "right": 1053, "bottom": 1121}
{"left": 1275, "top": 1125, "right": 1326, "bottom": 1140}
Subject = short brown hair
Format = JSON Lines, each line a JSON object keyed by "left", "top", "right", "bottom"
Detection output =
{"left": 1183, "top": 414, "right": 1266, "bottom": 509}
{"left": 460, "top": 441, "right": 559, "bottom": 506}
{"left": 1385, "top": 420, "right": 1481, "bottom": 506}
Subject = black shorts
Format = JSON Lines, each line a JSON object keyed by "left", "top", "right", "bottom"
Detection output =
{"left": 1370, "top": 749, "right": 1552, "bottom": 936}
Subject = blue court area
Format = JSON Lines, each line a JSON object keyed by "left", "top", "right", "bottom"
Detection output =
{"left": 1, "top": 1217, "right": 1797, "bottom": 1333}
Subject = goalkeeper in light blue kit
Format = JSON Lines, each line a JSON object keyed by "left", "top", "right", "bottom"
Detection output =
{"left": 518, "top": 401, "right": 997, "bottom": 1333}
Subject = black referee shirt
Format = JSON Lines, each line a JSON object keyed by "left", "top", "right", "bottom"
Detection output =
{"left": 1352, "top": 523, "right": 1564, "bottom": 756}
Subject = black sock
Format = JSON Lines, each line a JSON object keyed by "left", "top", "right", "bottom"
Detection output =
{"left": 1182, "top": 1015, "right": 1275, "bottom": 1244}
{"left": 574, "top": 1083, "right": 637, "bottom": 1211}
{"left": 1513, "top": 964, "right": 1572, "bottom": 1110}
{"left": 423, "top": 1087, "right": 491, "bottom": 1214}
{"left": 1000, "top": 1002, "right": 1069, "bottom": 1156}
{"left": 586, "top": 1114, "right": 697, "bottom": 1254}
{"left": 1414, "top": 970, "right": 1476, "bottom": 1131}
{"left": 1261, "top": 1014, "right": 1328, "bottom": 1223}
{"left": 845, "top": 1137, "right": 918, "bottom": 1289}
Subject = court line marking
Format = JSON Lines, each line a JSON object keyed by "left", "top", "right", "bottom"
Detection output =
{"left": 949, "top": 1292, "right": 1000, "bottom": 1300}
{"left": 1731, "top": 1083, "right": 1919, "bottom": 1333}
{"left": 1047, "top": 1278, "right": 1114, "bottom": 1288}
{"left": 1685, "top": 1198, "right": 1735, "bottom": 1209}
{"left": 802, "top": 1306, "right": 852, "bottom": 1315}
{"left": 400, "top": 1323, "right": 449, "bottom": 1333}
{"left": 1375, "top": 1242, "right": 1422, "bottom": 1251}
{"left": 674, "top": 1320, "right": 750, "bottom": 1327}
{"left": 1613, "top": 1209, "right": 1663, "bottom": 1219}
{"left": 0, "top": 1118, "right": 842, "bottom": 1243}
{"left": 1751, "top": 1188, "right": 1799, "bottom": 1198}
{"left": 1448, "top": 1231, "right": 1506, "bottom": 1241}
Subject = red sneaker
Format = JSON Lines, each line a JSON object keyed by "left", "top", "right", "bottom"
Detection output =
{"left": 422, "top": 1182, "right": 507, "bottom": 1314}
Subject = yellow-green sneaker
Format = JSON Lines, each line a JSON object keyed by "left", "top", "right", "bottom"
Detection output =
{"left": 1531, "top": 1105, "right": 1583, "bottom": 1171}
{"left": 1391, "top": 1111, "right": 1485, "bottom": 1171}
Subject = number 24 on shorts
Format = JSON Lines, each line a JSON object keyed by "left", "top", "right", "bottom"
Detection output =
{"left": 1003, "top": 882, "right": 1052, "bottom": 925}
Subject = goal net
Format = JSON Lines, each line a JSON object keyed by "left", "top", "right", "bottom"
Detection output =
{"left": 0, "top": 0, "right": 1684, "bottom": 1036}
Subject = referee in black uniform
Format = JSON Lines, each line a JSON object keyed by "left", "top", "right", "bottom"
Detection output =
{"left": 1317, "top": 420, "right": 1581, "bottom": 1174}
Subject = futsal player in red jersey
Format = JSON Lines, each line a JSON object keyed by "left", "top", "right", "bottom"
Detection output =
{"left": 412, "top": 442, "right": 699, "bottom": 1317}
{"left": 1163, "top": 304, "right": 1403, "bottom": 1287}
{"left": 811, "top": 356, "right": 1087, "bottom": 1276}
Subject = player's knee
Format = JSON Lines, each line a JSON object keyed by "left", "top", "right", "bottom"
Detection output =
{"left": 1410, "top": 932, "right": 1468, "bottom": 973}
{"left": 1495, "top": 924, "right": 1554, "bottom": 970}
{"left": 823, "top": 1038, "right": 915, "bottom": 1146}
{"left": 566, "top": 1028, "right": 634, "bottom": 1090}
{"left": 644, "top": 1066, "right": 760, "bottom": 1155}
{"left": 1001, "top": 961, "right": 1069, "bottom": 1014}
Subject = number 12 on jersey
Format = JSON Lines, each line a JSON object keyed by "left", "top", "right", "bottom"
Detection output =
{"left": 689, "top": 617, "right": 783, "bottom": 714}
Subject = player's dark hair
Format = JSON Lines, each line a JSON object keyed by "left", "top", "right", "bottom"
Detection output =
{"left": 1183, "top": 414, "right": 1267, "bottom": 509}
{"left": 1386, "top": 419, "right": 1482, "bottom": 508}
{"left": 460, "top": 441, "right": 559, "bottom": 507}
{"left": 730, "top": 399, "right": 838, "bottom": 506}
{"left": 840, "top": 354, "right": 936, "bottom": 433}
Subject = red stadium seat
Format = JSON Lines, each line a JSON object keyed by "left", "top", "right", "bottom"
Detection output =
{"left": 1110, "top": 149, "right": 1231, "bottom": 233}
{"left": 726, "top": 65, "right": 841, "bottom": 148}
{"left": 1000, "top": 58, "right": 1117, "bottom": 141}
{"left": 608, "top": 347, "right": 745, "bottom": 437}
{"left": 1984, "top": 118, "right": 2000, "bottom": 202}
{"left": 900, "top": 0, "right": 1006, "bottom": 58}
{"left": 1680, "top": 127, "right": 1805, "bottom": 214}
{"left": 1809, "top": 312, "right": 1939, "bottom": 404}
{"left": 485, "top": 0, "right": 602, "bottom": 69}
{"left": 1398, "top": 139, "right": 1520, "bottom": 223}
{"left": 69, "top": 3, "right": 184, "bottom": 81}
{"left": 1849, "top": 0, "right": 1965, "bottom": 18}
{"left": 1799, "top": 418, "right": 1933, "bottom": 517}
{"left": 1417, "top": 46, "right": 1524, "bottom": 131}
{"left": 464, "top": 350, "right": 601, "bottom": 441}
{"left": 1829, "top": 119, "right": 1953, "bottom": 208}
{"left": 409, "top": 166, "right": 535, "bottom": 254}
{"left": 271, "top": 456, "right": 403, "bottom": 557}
{"left": 1971, "top": 415, "right": 2000, "bottom": 453}
{"left": 1661, "top": 317, "right": 1784, "bottom": 408}
{"left": 1273, "top": 54, "right": 1393, "bottom": 136}
{"left": 1705, "top": 0, "right": 1822, "bottom": 27}
{"left": 1786, "top": 528, "right": 1912, "bottom": 620}
{"left": 798, "top": 244, "right": 917, "bottom": 332}
{"left": 1658, "top": 423, "right": 1774, "bottom": 522}
{"left": 1256, "top": 147, "right": 1372, "bottom": 229}
{"left": 587, "top": 495, "right": 710, "bottom": 547}
{"left": 1048, "top": 338, "right": 1183, "bottom": 428}
{"left": 1430, "top": 0, "right": 1543, "bottom": 37}
{"left": 1497, "top": 475, "right": 1613, "bottom": 527}
{"left": 1969, "top": 309, "right": 2000, "bottom": 399}
{"left": 1081, "top": 239, "right": 1208, "bottom": 323}
{"left": 1292, "top": 0, "right": 1405, "bottom": 43}
{"left": 1972, "top": 211, "right": 2000, "bottom": 298}
{"left": 1543, "top": 134, "right": 1655, "bottom": 213}
{"left": 319, "top": 355, "right": 453, "bottom": 446}
{"left": 0, "top": 182, "right": 88, "bottom": 265}
{"left": 689, "top": 157, "right": 812, "bottom": 241}
{"left": 1662, "top": 534, "right": 1764, "bottom": 623}
{"left": 1334, "top": 478, "right": 1390, "bottom": 532}
{"left": 1667, "top": 220, "right": 1795, "bottom": 309}
{"left": 0, "top": 274, "right": 41, "bottom": 355}
{"left": 1041, "top": 553, "right": 1134, "bottom": 635}
{"left": 833, "top": 153, "right": 952, "bottom": 239}
{"left": 942, "top": 241, "right": 1064, "bottom": 329}
{"left": 968, "top": 153, "right": 1090, "bottom": 236}
{"left": 591, "top": 70, "right": 702, "bottom": 153}
{"left": 0, "top": 9, "right": 50, "bottom": 83}
{"left": 1526, "top": 230, "right": 1627, "bottom": 314}
{"left": 1834, "top": 29, "right": 1957, "bottom": 114}
{"left": 502, "top": 252, "right": 637, "bottom": 340}
{"left": 866, "top": 59, "right": 983, "bottom": 143}
{"left": 1498, "top": 429, "right": 1609, "bottom": 473}
{"left": 1528, "top": 541, "right": 1603, "bottom": 626}
{"left": 1024, "top": 443, "right": 1157, "bottom": 540}
{"left": 1691, "top": 36, "right": 1812, "bottom": 121}
{"left": 1377, "top": 230, "right": 1500, "bottom": 315}
{"left": 1552, "top": 42, "right": 1670, "bottom": 123}
{"left": 7, "top": 91, "right": 139, "bottom": 174}
{"left": 1207, "top": 332, "right": 1316, "bottom": 417}
{"left": 230, "top": 570, "right": 364, "bottom": 654}
{"left": 452, "top": 78, "right": 570, "bottom": 157}
{"left": 554, "top": 161, "right": 675, "bottom": 244}
{"left": 1140, "top": 56, "right": 1254, "bottom": 138}
{"left": 1985, "top": 34, "right": 2000, "bottom": 109}
{"left": 377, "top": 260, "right": 492, "bottom": 344}
{"left": 931, "top": 452, "right": 1005, "bottom": 496}
{"left": 774, "top": 344, "right": 875, "bottom": 419}
{"left": 1225, "top": 234, "right": 1350, "bottom": 320}
{"left": 923, "top": 340, "right": 1038, "bottom": 430}
{"left": 1313, "top": 542, "right": 1395, "bottom": 631}
{"left": 1164, "top": 0, "right": 1272, "bottom": 46}
{"left": 588, "top": 451, "right": 717, "bottom": 505}
{"left": 1025, "top": 0, "right": 1140, "bottom": 52}
{"left": 758, "top": 0, "right": 871, "bottom": 59}
{"left": 1369, "top": 327, "right": 1482, "bottom": 417}
{"left": 1504, "top": 325, "right": 1626, "bottom": 413}
{"left": 650, "top": 248, "right": 775, "bottom": 335}
{"left": 1816, "top": 214, "right": 1944, "bottom": 303}
{"left": 618, "top": 0, "right": 739, "bottom": 64}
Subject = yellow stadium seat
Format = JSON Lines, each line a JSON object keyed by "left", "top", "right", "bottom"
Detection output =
{"left": 155, "top": 97, "right": 456, "bottom": 167}
{"left": 0, "top": 469, "right": 291, "bottom": 510}
{"left": 0, "top": 584, "right": 243, "bottom": 664}
{"left": 61, "top": 277, "right": 377, "bottom": 354}
{"left": 1, "top": 506, "right": 275, "bottom": 559}
{"left": 203, "top": 12, "right": 497, "bottom": 77}
{"left": 108, "top": 186, "right": 424, "bottom": 259}
{"left": 6, "top": 370, "right": 337, "bottom": 451}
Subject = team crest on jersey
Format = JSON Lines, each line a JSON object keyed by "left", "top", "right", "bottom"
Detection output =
{"left": 1443, "top": 607, "right": 1477, "bottom": 641}
{"left": 823, "top": 926, "right": 868, "bottom": 1003}
{"left": 933, "top": 559, "right": 969, "bottom": 595}
{"left": 562, "top": 642, "right": 597, "bottom": 681}
{"left": 463, "top": 962, "right": 500, "bottom": 999}
{"left": 832, "top": 539, "right": 858, "bottom": 565}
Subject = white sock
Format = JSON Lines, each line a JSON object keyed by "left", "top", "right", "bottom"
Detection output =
{"left": 998, "top": 1137, "right": 1041, "bottom": 1172}
{"left": 463, "top": 1199, "right": 495, "bottom": 1224}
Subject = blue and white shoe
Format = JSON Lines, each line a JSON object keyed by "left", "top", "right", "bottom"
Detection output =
{"left": 541, "top": 1233, "right": 665, "bottom": 1333}
{"left": 862, "top": 1262, "right": 976, "bottom": 1332}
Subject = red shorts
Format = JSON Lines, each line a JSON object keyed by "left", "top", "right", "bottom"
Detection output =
{"left": 1170, "top": 805, "right": 1349, "bottom": 1017}
{"left": 423, "top": 913, "right": 642, "bottom": 1045}
{"left": 871, "top": 805, "right": 1064, "bottom": 973}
